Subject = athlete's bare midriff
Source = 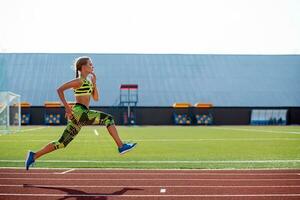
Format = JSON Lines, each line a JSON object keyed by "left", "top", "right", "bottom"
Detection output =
{"left": 75, "top": 95, "right": 90, "bottom": 109}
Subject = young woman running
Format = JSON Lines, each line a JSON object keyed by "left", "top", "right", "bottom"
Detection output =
{"left": 25, "top": 56, "right": 137, "bottom": 170}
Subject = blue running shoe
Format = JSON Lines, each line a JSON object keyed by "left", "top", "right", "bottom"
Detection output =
{"left": 25, "top": 151, "right": 35, "bottom": 170}
{"left": 118, "top": 143, "right": 137, "bottom": 155}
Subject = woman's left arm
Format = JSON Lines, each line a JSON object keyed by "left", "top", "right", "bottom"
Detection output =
{"left": 91, "top": 72, "right": 99, "bottom": 101}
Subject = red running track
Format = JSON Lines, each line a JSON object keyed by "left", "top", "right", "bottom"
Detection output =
{"left": 0, "top": 168, "right": 300, "bottom": 200}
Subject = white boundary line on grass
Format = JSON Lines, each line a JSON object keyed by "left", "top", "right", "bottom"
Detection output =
{"left": 18, "top": 127, "right": 49, "bottom": 133}
{"left": 210, "top": 127, "right": 300, "bottom": 135}
{"left": 0, "top": 160, "right": 300, "bottom": 164}
{"left": 1, "top": 138, "right": 300, "bottom": 142}
{"left": 0, "top": 127, "right": 48, "bottom": 134}
{"left": 4, "top": 126, "right": 300, "bottom": 135}
{"left": 0, "top": 194, "right": 300, "bottom": 197}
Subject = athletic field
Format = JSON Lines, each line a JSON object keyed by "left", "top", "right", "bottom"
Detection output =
{"left": 0, "top": 126, "right": 299, "bottom": 169}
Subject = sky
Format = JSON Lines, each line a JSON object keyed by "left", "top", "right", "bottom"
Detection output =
{"left": 0, "top": 0, "right": 300, "bottom": 54}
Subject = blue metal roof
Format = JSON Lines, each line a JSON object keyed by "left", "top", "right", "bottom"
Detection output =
{"left": 1, "top": 53, "right": 300, "bottom": 106}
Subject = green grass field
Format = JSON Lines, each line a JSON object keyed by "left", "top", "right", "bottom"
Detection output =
{"left": 0, "top": 125, "right": 300, "bottom": 169}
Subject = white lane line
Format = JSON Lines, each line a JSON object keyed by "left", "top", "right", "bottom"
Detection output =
{"left": 0, "top": 178, "right": 300, "bottom": 181}
{"left": 94, "top": 129, "right": 99, "bottom": 136}
{"left": 1, "top": 172, "right": 299, "bottom": 176}
{"left": 54, "top": 169, "right": 75, "bottom": 174}
{"left": 160, "top": 188, "right": 166, "bottom": 193}
{"left": 1, "top": 184, "right": 300, "bottom": 188}
{"left": 1, "top": 160, "right": 300, "bottom": 164}
{"left": 0, "top": 194, "right": 300, "bottom": 197}
{"left": 61, "top": 169, "right": 75, "bottom": 174}
{"left": 210, "top": 127, "right": 300, "bottom": 135}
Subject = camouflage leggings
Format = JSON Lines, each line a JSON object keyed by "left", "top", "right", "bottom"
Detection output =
{"left": 52, "top": 103, "right": 115, "bottom": 149}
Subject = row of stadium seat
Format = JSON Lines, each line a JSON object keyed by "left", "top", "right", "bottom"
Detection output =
{"left": 3, "top": 113, "right": 31, "bottom": 125}
{"left": 20, "top": 113, "right": 62, "bottom": 125}
{"left": 21, "top": 113, "right": 30, "bottom": 125}
{"left": 16, "top": 101, "right": 70, "bottom": 125}
{"left": 21, "top": 112, "right": 214, "bottom": 125}
{"left": 19, "top": 110, "right": 289, "bottom": 126}
{"left": 173, "top": 113, "right": 213, "bottom": 125}
{"left": 44, "top": 114, "right": 61, "bottom": 125}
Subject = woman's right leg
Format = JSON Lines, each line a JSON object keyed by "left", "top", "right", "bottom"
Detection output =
{"left": 33, "top": 120, "right": 82, "bottom": 161}
{"left": 26, "top": 105, "right": 85, "bottom": 170}
{"left": 34, "top": 143, "right": 56, "bottom": 160}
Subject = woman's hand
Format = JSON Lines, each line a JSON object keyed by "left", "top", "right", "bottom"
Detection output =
{"left": 90, "top": 71, "right": 99, "bottom": 101}
{"left": 90, "top": 72, "right": 97, "bottom": 86}
{"left": 65, "top": 106, "right": 74, "bottom": 120}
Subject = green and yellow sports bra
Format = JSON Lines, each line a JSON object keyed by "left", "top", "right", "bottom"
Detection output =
{"left": 74, "top": 77, "right": 93, "bottom": 96}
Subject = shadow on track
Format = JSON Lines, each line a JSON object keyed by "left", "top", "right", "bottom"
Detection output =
{"left": 23, "top": 184, "right": 144, "bottom": 200}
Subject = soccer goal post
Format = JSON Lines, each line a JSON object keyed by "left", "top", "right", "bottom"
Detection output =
{"left": 0, "top": 91, "right": 21, "bottom": 133}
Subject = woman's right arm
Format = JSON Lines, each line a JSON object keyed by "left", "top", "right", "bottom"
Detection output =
{"left": 57, "top": 79, "right": 81, "bottom": 118}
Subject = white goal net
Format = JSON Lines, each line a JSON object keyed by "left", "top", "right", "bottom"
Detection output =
{"left": 0, "top": 91, "right": 21, "bottom": 133}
